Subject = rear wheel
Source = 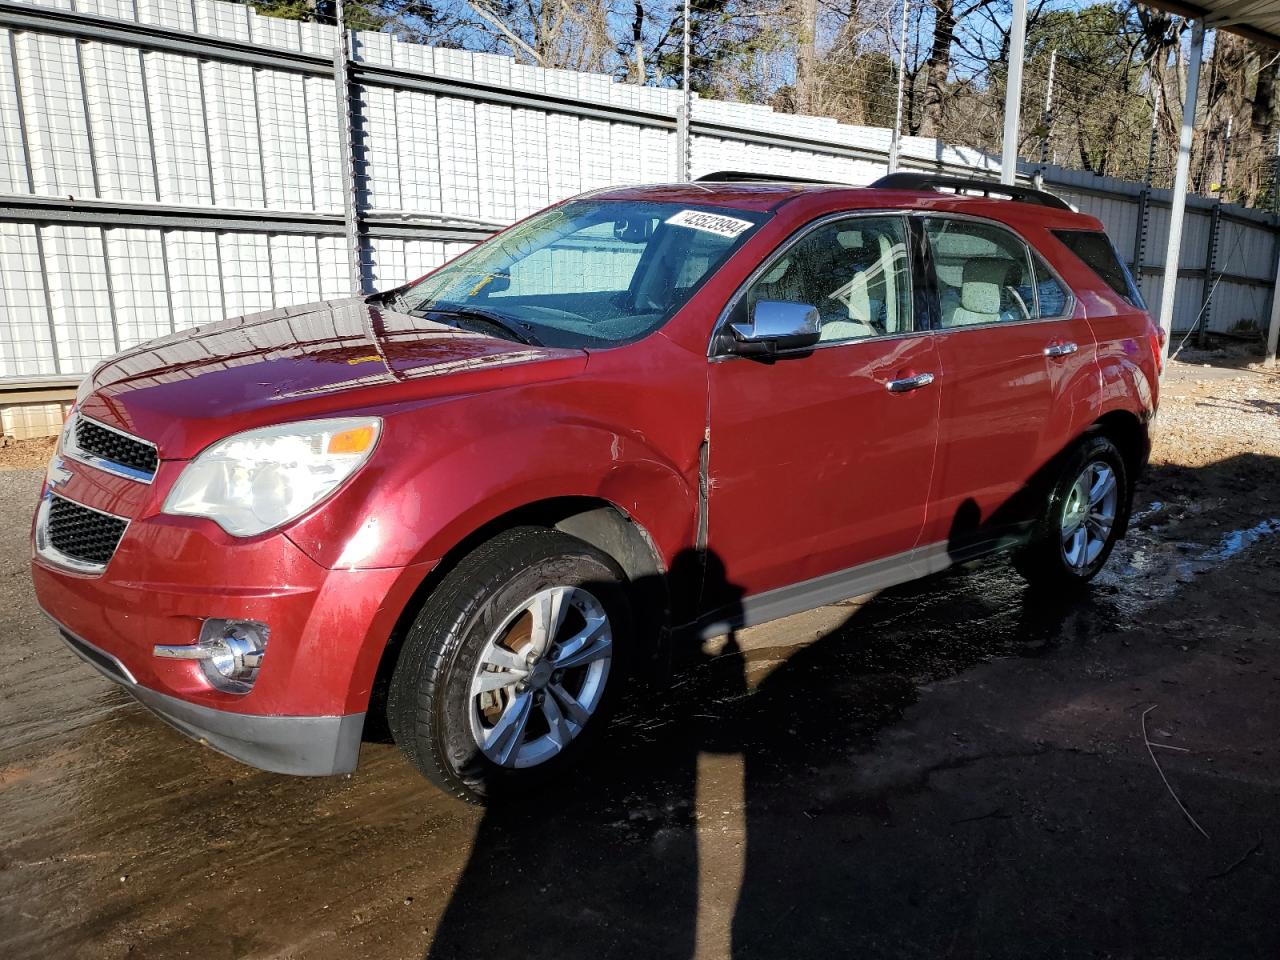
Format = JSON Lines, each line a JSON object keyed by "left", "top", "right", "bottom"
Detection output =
{"left": 387, "top": 527, "right": 630, "bottom": 804}
{"left": 1015, "top": 434, "right": 1131, "bottom": 588}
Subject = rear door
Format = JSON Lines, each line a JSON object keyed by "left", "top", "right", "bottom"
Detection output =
{"left": 705, "top": 213, "right": 941, "bottom": 602}
{"left": 918, "top": 215, "right": 1093, "bottom": 555}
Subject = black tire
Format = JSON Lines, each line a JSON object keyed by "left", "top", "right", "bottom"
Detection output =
{"left": 386, "top": 526, "right": 631, "bottom": 804}
{"left": 1014, "top": 434, "right": 1131, "bottom": 589}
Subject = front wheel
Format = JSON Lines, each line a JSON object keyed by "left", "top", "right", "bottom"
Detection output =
{"left": 386, "top": 526, "right": 630, "bottom": 804}
{"left": 1015, "top": 434, "right": 1131, "bottom": 588}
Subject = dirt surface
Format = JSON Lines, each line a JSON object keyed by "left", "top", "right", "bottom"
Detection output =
{"left": 3, "top": 358, "right": 1279, "bottom": 960}
{"left": 0, "top": 436, "right": 56, "bottom": 472}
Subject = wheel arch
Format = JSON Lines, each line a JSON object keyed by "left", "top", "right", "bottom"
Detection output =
{"left": 1089, "top": 407, "right": 1150, "bottom": 482}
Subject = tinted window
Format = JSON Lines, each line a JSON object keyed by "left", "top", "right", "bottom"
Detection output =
{"left": 1032, "top": 252, "right": 1070, "bottom": 317}
{"left": 1053, "top": 229, "right": 1145, "bottom": 309}
{"left": 924, "top": 219, "right": 1035, "bottom": 327}
{"left": 742, "top": 215, "right": 913, "bottom": 343}
{"left": 396, "top": 201, "right": 767, "bottom": 348}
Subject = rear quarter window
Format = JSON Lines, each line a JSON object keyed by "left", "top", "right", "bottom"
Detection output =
{"left": 1053, "top": 229, "right": 1146, "bottom": 310}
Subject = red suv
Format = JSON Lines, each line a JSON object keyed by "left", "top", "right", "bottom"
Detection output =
{"left": 32, "top": 174, "right": 1160, "bottom": 802}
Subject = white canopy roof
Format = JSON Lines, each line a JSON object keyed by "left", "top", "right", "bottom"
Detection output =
{"left": 1149, "top": 0, "right": 1280, "bottom": 49}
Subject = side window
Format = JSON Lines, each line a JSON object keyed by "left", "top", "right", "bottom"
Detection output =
{"left": 1052, "top": 229, "right": 1146, "bottom": 309}
{"left": 742, "top": 215, "right": 913, "bottom": 344}
{"left": 1032, "top": 252, "right": 1070, "bottom": 318}
{"left": 924, "top": 219, "right": 1036, "bottom": 327}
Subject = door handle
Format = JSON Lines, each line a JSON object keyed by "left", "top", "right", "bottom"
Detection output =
{"left": 1044, "top": 341, "right": 1078, "bottom": 358}
{"left": 885, "top": 372, "right": 936, "bottom": 393}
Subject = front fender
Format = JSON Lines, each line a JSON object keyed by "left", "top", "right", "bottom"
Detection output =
{"left": 285, "top": 413, "right": 698, "bottom": 572}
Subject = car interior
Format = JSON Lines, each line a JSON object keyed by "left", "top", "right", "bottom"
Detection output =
{"left": 744, "top": 219, "right": 911, "bottom": 342}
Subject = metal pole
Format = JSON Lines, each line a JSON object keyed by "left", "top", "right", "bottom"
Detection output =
{"left": 678, "top": 0, "right": 691, "bottom": 180}
{"left": 1000, "top": 0, "right": 1028, "bottom": 185}
{"left": 1157, "top": 18, "right": 1205, "bottom": 365}
{"left": 887, "top": 0, "right": 910, "bottom": 174}
{"left": 333, "top": 0, "right": 363, "bottom": 293}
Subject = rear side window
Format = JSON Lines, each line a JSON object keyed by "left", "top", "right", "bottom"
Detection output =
{"left": 1053, "top": 230, "right": 1146, "bottom": 310}
{"left": 923, "top": 218, "right": 1036, "bottom": 327}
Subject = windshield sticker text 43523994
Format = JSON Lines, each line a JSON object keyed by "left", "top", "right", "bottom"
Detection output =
{"left": 664, "top": 209, "right": 755, "bottom": 239}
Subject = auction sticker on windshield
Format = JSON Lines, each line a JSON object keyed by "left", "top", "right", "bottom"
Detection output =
{"left": 665, "top": 209, "right": 755, "bottom": 238}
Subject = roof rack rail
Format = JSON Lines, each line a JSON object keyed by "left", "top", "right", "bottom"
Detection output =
{"left": 695, "top": 171, "right": 839, "bottom": 185}
{"left": 870, "top": 172, "right": 1072, "bottom": 210}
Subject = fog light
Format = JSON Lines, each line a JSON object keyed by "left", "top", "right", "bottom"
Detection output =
{"left": 154, "top": 619, "right": 269, "bottom": 693}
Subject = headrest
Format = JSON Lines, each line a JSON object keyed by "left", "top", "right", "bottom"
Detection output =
{"left": 960, "top": 257, "right": 1008, "bottom": 315}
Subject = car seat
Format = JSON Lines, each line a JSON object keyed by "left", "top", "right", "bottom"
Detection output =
{"left": 946, "top": 257, "right": 1031, "bottom": 326}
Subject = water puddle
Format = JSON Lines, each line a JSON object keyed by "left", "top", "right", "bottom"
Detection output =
{"left": 1200, "top": 518, "right": 1280, "bottom": 563}
{"left": 1098, "top": 501, "right": 1280, "bottom": 608}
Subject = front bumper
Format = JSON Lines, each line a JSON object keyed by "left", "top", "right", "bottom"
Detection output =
{"left": 54, "top": 619, "right": 365, "bottom": 775}
{"left": 32, "top": 496, "right": 435, "bottom": 776}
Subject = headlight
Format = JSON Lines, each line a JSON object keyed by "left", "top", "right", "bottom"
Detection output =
{"left": 163, "top": 418, "right": 381, "bottom": 536}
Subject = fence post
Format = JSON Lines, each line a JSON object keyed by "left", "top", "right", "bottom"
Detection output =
{"left": 1268, "top": 233, "right": 1280, "bottom": 365}
{"left": 1133, "top": 85, "right": 1160, "bottom": 292}
{"left": 1267, "top": 135, "right": 1280, "bottom": 365}
{"left": 1199, "top": 199, "right": 1221, "bottom": 348}
{"left": 1034, "top": 48, "right": 1055, "bottom": 188}
{"left": 678, "top": 0, "right": 692, "bottom": 180}
{"left": 333, "top": 0, "right": 364, "bottom": 294}
{"left": 1218, "top": 115, "right": 1232, "bottom": 199}
{"left": 887, "top": 0, "right": 910, "bottom": 174}
{"left": 1272, "top": 131, "right": 1280, "bottom": 214}
{"left": 1196, "top": 115, "right": 1234, "bottom": 349}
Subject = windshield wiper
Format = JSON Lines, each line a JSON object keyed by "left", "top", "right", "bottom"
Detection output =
{"left": 413, "top": 305, "right": 543, "bottom": 347}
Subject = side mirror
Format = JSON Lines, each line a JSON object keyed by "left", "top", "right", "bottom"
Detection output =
{"left": 727, "top": 300, "right": 821, "bottom": 356}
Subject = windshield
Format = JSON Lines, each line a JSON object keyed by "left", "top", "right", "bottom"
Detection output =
{"left": 391, "top": 200, "right": 769, "bottom": 348}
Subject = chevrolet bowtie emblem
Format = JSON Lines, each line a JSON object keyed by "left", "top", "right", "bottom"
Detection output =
{"left": 46, "top": 455, "right": 72, "bottom": 489}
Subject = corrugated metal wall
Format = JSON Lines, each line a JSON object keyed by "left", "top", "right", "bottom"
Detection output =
{"left": 1052, "top": 168, "right": 1278, "bottom": 336}
{"left": 1, "top": 0, "right": 1277, "bottom": 437}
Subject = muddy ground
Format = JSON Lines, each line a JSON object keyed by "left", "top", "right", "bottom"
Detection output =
{"left": 2, "top": 356, "right": 1279, "bottom": 959}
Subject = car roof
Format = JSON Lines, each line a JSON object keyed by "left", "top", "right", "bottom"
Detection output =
{"left": 586, "top": 180, "right": 1104, "bottom": 231}
{"left": 586, "top": 181, "right": 825, "bottom": 211}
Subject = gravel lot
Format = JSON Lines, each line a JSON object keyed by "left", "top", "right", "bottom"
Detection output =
{"left": 2, "top": 356, "right": 1278, "bottom": 960}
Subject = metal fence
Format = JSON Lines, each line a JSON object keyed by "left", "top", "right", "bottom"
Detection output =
{"left": 1, "top": 0, "right": 1277, "bottom": 437}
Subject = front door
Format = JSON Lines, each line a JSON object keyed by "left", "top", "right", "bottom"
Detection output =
{"left": 706, "top": 213, "right": 941, "bottom": 604}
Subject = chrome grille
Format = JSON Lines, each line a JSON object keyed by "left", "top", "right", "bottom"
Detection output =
{"left": 71, "top": 416, "right": 158, "bottom": 480}
{"left": 45, "top": 494, "right": 128, "bottom": 567}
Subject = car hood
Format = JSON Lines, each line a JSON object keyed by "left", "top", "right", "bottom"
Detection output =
{"left": 77, "top": 299, "right": 588, "bottom": 459}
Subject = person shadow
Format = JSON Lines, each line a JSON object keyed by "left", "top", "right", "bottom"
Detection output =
{"left": 726, "top": 561, "right": 1084, "bottom": 958}
{"left": 424, "top": 548, "right": 748, "bottom": 960}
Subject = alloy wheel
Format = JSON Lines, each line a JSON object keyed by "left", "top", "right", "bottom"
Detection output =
{"left": 468, "top": 585, "right": 613, "bottom": 768}
{"left": 1060, "top": 460, "right": 1119, "bottom": 570}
